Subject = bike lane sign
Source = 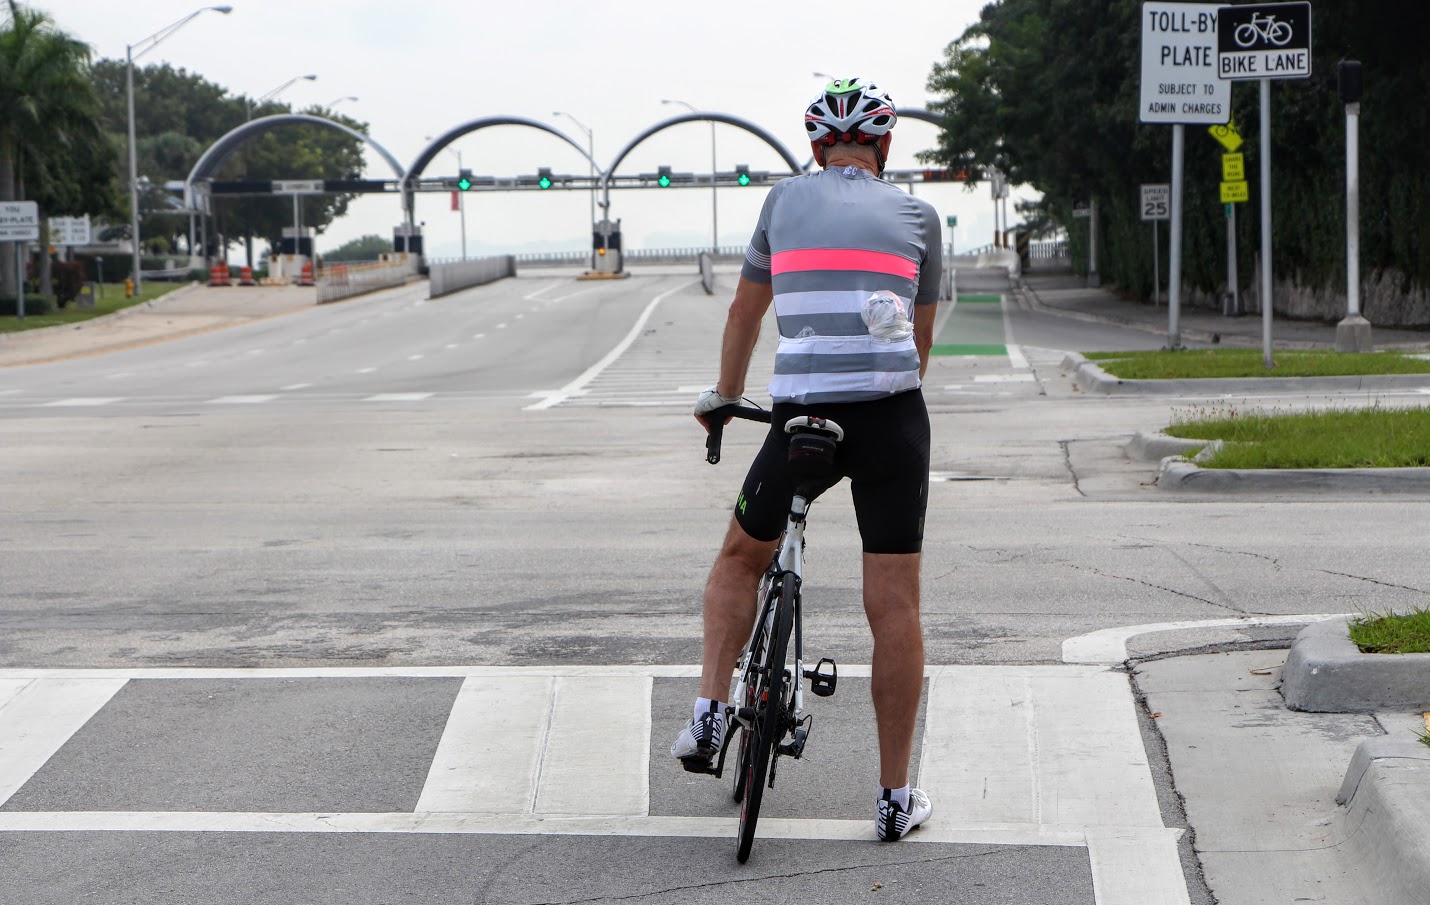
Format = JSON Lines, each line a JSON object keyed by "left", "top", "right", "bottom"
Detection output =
{"left": 1217, "top": 2, "right": 1312, "bottom": 80}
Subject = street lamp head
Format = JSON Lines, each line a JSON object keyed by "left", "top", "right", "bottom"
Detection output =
{"left": 210, "top": 6, "right": 234, "bottom": 13}
{"left": 301, "top": 74, "right": 317, "bottom": 81}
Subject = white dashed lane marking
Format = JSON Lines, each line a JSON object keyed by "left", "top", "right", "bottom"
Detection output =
{"left": 39, "top": 397, "right": 123, "bottom": 407}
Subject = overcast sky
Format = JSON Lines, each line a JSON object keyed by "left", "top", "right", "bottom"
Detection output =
{"left": 55, "top": 0, "right": 1034, "bottom": 260}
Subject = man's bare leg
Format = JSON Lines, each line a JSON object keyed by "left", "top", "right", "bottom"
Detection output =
{"left": 698, "top": 517, "right": 778, "bottom": 701}
{"left": 862, "top": 551, "right": 924, "bottom": 789}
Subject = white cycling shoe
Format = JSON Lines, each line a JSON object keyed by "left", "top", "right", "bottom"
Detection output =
{"left": 671, "top": 710, "right": 725, "bottom": 770}
{"left": 877, "top": 788, "right": 933, "bottom": 841}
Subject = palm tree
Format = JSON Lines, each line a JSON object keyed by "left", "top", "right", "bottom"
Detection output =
{"left": 0, "top": 1, "right": 103, "bottom": 298}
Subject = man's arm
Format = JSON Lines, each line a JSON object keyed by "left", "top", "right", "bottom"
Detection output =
{"left": 714, "top": 276, "right": 775, "bottom": 399}
{"left": 913, "top": 301, "right": 938, "bottom": 379}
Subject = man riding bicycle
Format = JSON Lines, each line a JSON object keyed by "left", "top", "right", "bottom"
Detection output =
{"left": 673, "top": 77, "right": 942, "bottom": 842}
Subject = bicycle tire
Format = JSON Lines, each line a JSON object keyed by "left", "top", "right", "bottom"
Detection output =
{"left": 731, "top": 612, "right": 767, "bottom": 804}
{"left": 736, "top": 575, "right": 794, "bottom": 863}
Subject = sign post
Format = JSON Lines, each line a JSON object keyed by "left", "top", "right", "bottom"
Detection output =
{"left": 1141, "top": 184, "right": 1171, "bottom": 305}
{"left": 1141, "top": 2, "right": 1231, "bottom": 349}
{"left": 1218, "top": 1, "right": 1312, "bottom": 367}
{"left": 1, "top": 201, "right": 39, "bottom": 318}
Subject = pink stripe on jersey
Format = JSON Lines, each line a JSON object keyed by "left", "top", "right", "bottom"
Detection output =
{"left": 771, "top": 248, "right": 918, "bottom": 280}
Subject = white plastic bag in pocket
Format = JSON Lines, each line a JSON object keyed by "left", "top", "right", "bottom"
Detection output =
{"left": 861, "top": 290, "right": 913, "bottom": 342}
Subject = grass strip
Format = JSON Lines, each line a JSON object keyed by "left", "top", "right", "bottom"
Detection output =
{"left": 0, "top": 282, "right": 186, "bottom": 334}
{"left": 1166, "top": 403, "right": 1430, "bottom": 468}
{"left": 1085, "top": 348, "right": 1430, "bottom": 379}
{"left": 1348, "top": 609, "right": 1430, "bottom": 654}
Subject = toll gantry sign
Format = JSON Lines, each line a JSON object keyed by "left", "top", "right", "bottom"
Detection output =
{"left": 1217, "top": 2, "right": 1312, "bottom": 80}
{"left": 1140, "top": 2, "right": 1231, "bottom": 124}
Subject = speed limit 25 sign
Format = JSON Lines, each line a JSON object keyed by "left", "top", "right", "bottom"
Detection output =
{"left": 1141, "top": 184, "right": 1171, "bottom": 221}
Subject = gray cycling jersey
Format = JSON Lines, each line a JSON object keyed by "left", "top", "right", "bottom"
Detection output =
{"left": 741, "top": 165, "right": 943, "bottom": 404}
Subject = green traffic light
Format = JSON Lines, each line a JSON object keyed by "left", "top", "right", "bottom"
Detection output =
{"left": 538, "top": 176, "right": 552, "bottom": 189}
{"left": 457, "top": 176, "right": 472, "bottom": 191}
{"left": 658, "top": 174, "right": 671, "bottom": 187}
{"left": 737, "top": 173, "right": 751, "bottom": 186}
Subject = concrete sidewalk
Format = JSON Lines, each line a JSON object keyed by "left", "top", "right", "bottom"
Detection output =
{"left": 0, "top": 284, "right": 321, "bottom": 369}
{"left": 1020, "top": 268, "right": 1430, "bottom": 351}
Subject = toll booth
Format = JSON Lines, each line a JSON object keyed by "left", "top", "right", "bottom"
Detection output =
{"left": 592, "top": 218, "right": 622, "bottom": 274}
{"left": 393, "top": 223, "right": 423, "bottom": 257}
{"left": 270, "top": 226, "right": 313, "bottom": 282}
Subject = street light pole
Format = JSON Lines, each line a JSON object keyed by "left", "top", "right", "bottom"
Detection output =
{"left": 426, "top": 138, "right": 469, "bottom": 261}
{"left": 663, "top": 99, "right": 717, "bottom": 253}
{"left": 127, "top": 5, "right": 232, "bottom": 292}
{"left": 553, "top": 112, "right": 596, "bottom": 267}
{"left": 325, "top": 95, "right": 358, "bottom": 110}
{"left": 248, "top": 73, "right": 316, "bottom": 121}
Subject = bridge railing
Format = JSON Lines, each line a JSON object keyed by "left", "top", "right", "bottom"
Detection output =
{"left": 316, "top": 255, "right": 418, "bottom": 303}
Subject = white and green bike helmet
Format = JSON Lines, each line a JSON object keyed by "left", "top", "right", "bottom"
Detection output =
{"left": 804, "top": 77, "right": 897, "bottom": 147}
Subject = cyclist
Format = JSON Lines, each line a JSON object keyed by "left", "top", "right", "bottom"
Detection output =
{"left": 673, "top": 77, "right": 941, "bottom": 842}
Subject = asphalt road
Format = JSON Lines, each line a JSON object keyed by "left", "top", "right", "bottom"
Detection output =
{"left": 3, "top": 265, "right": 1428, "bottom": 904}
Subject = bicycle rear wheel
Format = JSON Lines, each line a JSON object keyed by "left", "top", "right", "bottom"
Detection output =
{"left": 735, "top": 575, "right": 794, "bottom": 863}
{"left": 732, "top": 583, "right": 775, "bottom": 804}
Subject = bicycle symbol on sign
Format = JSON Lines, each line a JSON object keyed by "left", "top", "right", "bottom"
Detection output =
{"left": 1234, "top": 12, "right": 1294, "bottom": 48}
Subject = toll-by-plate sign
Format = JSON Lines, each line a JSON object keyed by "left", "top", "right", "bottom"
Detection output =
{"left": 1140, "top": 2, "right": 1231, "bottom": 124}
{"left": 1217, "top": 2, "right": 1312, "bottom": 80}
{"left": 1140, "top": 184, "right": 1171, "bottom": 221}
{"left": 0, "top": 201, "right": 39, "bottom": 241}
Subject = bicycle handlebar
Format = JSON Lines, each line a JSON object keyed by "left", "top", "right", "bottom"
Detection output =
{"left": 703, "top": 404, "right": 773, "bottom": 465}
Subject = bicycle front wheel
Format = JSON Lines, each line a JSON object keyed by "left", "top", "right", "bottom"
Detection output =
{"left": 735, "top": 575, "right": 794, "bottom": 863}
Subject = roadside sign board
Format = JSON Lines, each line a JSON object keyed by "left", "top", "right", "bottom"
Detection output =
{"left": 273, "top": 180, "right": 324, "bottom": 194}
{"left": 49, "top": 215, "right": 92, "bottom": 246}
{"left": 1072, "top": 201, "right": 1092, "bottom": 219}
{"left": 1220, "top": 180, "right": 1249, "bottom": 203}
{"left": 1139, "top": 2, "right": 1231, "bottom": 124}
{"left": 1222, "top": 153, "right": 1245, "bottom": 182}
{"left": 1140, "top": 184, "right": 1171, "bottom": 221}
{"left": 1208, "top": 120, "right": 1243, "bottom": 152}
{"left": 946, "top": 215, "right": 958, "bottom": 228}
{"left": 1217, "top": 2, "right": 1312, "bottom": 80}
{"left": 0, "top": 201, "right": 39, "bottom": 241}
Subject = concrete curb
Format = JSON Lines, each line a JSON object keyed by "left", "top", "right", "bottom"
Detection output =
{"left": 1333, "top": 742, "right": 1430, "bottom": 905}
{"left": 1156, "top": 457, "right": 1430, "bottom": 493}
{"left": 1280, "top": 617, "right": 1430, "bottom": 712}
{"left": 1066, "top": 354, "right": 1430, "bottom": 395}
{"left": 1126, "top": 430, "right": 1206, "bottom": 461}
{"left": 0, "top": 281, "right": 202, "bottom": 345}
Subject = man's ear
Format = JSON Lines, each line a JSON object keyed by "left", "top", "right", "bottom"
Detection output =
{"left": 811, "top": 142, "right": 826, "bottom": 169}
{"left": 878, "top": 133, "right": 892, "bottom": 159}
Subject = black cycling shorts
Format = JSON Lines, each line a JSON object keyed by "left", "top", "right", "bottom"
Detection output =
{"left": 733, "top": 388, "right": 930, "bottom": 555}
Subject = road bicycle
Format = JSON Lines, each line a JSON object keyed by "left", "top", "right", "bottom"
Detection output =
{"left": 1234, "top": 12, "right": 1293, "bottom": 48}
{"left": 690, "top": 403, "right": 842, "bottom": 863}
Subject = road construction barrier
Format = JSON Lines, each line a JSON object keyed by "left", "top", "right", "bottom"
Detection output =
{"left": 208, "top": 262, "right": 230, "bottom": 287}
{"left": 298, "top": 261, "right": 315, "bottom": 287}
{"left": 239, "top": 265, "right": 256, "bottom": 286}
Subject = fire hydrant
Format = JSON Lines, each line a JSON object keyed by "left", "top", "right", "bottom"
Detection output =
{"left": 124, "top": 278, "right": 134, "bottom": 299}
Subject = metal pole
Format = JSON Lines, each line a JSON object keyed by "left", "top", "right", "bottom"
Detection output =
{"left": 126, "top": 46, "right": 143, "bottom": 293}
{"left": 1345, "top": 102, "right": 1360, "bottom": 318}
{"left": 458, "top": 150, "right": 467, "bottom": 261}
{"left": 1088, "top": 197, "right": 1100, "bottom": 288}
{"left": 16, "top": 243, "right": 24, "bottom": 319}
{"left": 1226, "top": 203, "right": 1238, "bottom": 315}
{"left": 1153, "top": 220, "right": 1160, "bottom": 306}
{"left": 587, "top": 130, "right": 595, "bottom": 270}
{"left": 1260, "top": 78, "right": 1274, "bottom": 368}
{"left": 1168, "top": 124, "right": 1184, "bottom": 349}
{"left": 709, "top": 121, "right": 718, "bottom": 254}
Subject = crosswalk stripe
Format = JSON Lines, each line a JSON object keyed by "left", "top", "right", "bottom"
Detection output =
{"left": 0, "top": 677, "right": 128, "bottom": 807}
{"left": 206, "top": 395, "right": 278, "bottom": 404}
{"left": 919, "top": 666, "right": 1160, "bottom": 829}
{"left": 39, "top": 397, "right": 122, "bottom": 407}
{"left": 534, "top": 675, "right": 650, "bottom": 817}
{"left": 364, "top": 393, "right": 433, "bottom": 402}
{"left": 418, "top": 676, "right": 551, "bottom": 814}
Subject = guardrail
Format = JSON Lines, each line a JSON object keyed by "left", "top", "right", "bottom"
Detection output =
{"left": 513, "top": 246, "right": 747, "bottom": 267}
{"left": 316, "top": 256, "right": 416, "bottom": 303}
{"left": 428, "top": 255, "right": 517, "bottom": 298}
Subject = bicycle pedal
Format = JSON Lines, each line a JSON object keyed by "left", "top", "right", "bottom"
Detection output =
{"left": 805, "top": 658, "right": 838, "bottom": 697}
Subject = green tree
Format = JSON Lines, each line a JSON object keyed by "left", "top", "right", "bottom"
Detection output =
{"left": 88, "top": 61, "right": 368, "bottom": 265}
{"left": 323, "top": 233, "right": 393, "bottom": 262}
{"left": 0, "top": 0, "right": 110, "bottom": 297}
{"left": 923, "top": 0, "right": 1430, "bottom": 316}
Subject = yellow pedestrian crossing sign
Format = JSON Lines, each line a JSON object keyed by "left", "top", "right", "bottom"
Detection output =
{"left": 1209, "top": 120, "right": 1243, "bottom": 152}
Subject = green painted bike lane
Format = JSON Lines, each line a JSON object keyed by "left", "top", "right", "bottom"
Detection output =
{"left": 931, "top": 294, "right": 1005, "bottom": 356}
